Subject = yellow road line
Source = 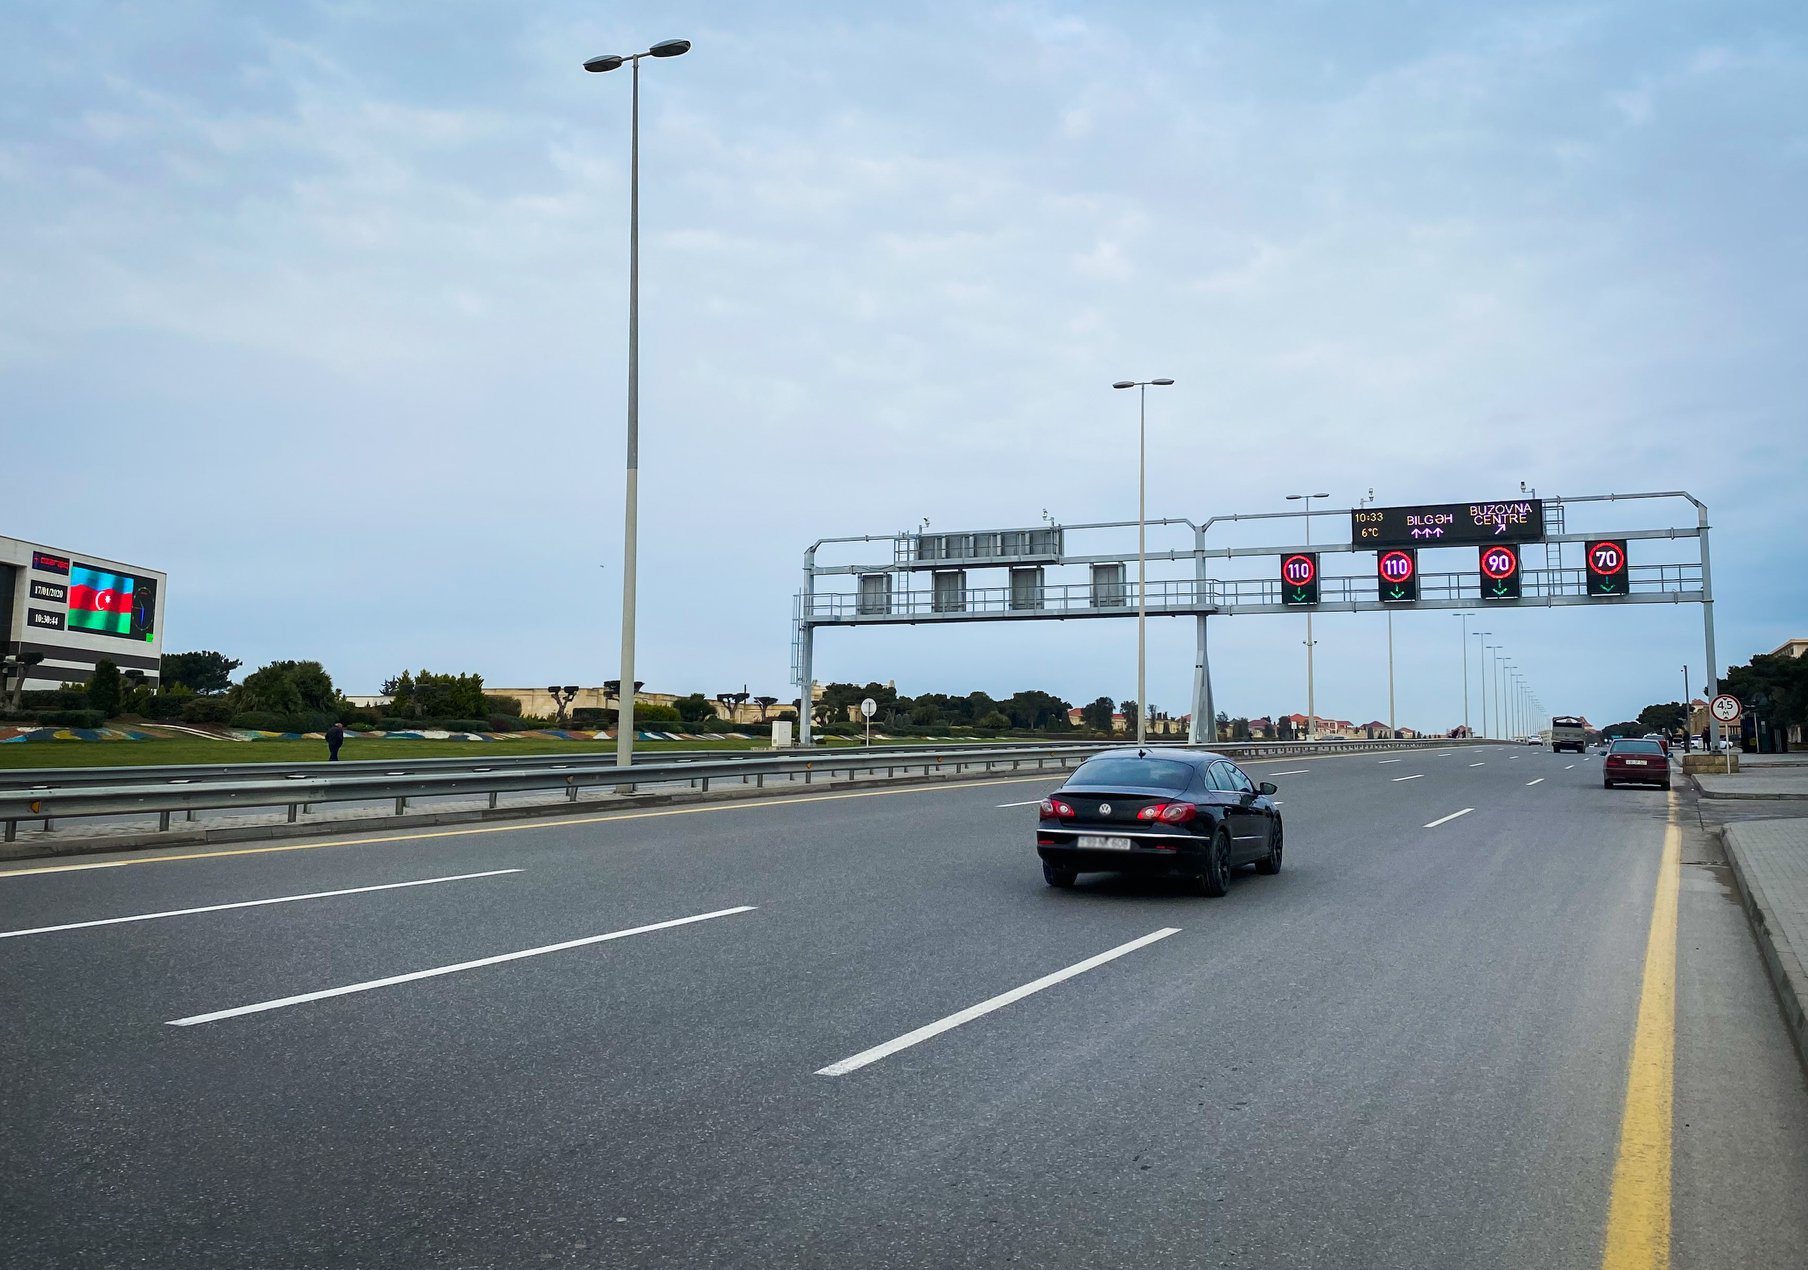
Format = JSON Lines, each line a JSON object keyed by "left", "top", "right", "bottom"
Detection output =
{"left": 0, "top": 744, "right": 1362, "bottom": 880}
{"left": 1600, "top": 791, "right": 1679, "bottom": 1269}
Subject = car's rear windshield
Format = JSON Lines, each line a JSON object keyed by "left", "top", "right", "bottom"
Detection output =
{"left": 1611, "top": 740, "right": 1664, "bottom": 755}
{"left": 1070, "top": 757, "right": 1195, "bottom": 790}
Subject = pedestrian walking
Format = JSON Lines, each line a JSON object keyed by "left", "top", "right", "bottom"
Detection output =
{"left": 326, "top": 720, "right": 345, "bottom": 761}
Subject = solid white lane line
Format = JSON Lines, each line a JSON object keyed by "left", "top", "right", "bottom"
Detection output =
{"left": 1379, "top": 758, "right": 1403, "bottom": 764}
{"left": 816, "top": 927, "right": 1180, "bottom": 1076}
{"left": 1526, "top": 778, "right": 1545, "bottom": 786}
{"left": 1391, "top": 774, "right": 1424, "bottom": 782}
{"left": 1424, "top": 809, "right": 1474, "bottom": 828}
{"left": 996, "top": 799, "right": 1046, "bottom": 808}
{"left": 1469, "top": 763, "right": 1485, "bottom": 768}
{"left": 1270, "top": 768, "right": 1311, "bottom": 775}
{"left": 0, "top": 870, "right": 522, "bottom": 941}
{"left": 1565, "top": 764, "right": 1576, "bottom": 770}
{"left": 167, "top": 905, "right": 756, "bottom": 1026}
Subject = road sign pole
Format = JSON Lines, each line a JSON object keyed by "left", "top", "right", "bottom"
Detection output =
{"left": 1699, "top": 500, "right": 1721, "bottom": 752}
{"left": 1387, "top": 609, "right": 1396, "bottom": 736}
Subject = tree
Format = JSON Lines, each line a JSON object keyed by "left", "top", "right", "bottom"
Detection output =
{"left": 1636, "top": 702, "right": 1687, "bottom": 734}
{"left": 88, "top": 659, "right": 123, "bottom": 717}
{"left": 753, "top": 695, "right": 779, "bottom": 722}
{"left": 1216, "top": 711, "right": 1230, "bottom": 741}
{"left": 236, "top": 661, "right": 336, "bottom": 715}
{"left": 382, "top": 670, "right": 485, "bottom": 719}
{"left": 1120, "top": 700, "right": 1139, "bottom": 735}
{"left": 1080, "top": 696, "right": 1114, "bottom": 732}
{"left": 908, "top": 702, "right": 943, "bottom": 726}
{"left": 674, "top": 693, "right": 717, "bottom": 723}
{"left": 160, "top": 650, "right": 241, "bottom": 695}
{"left": 1720, "top": 652, "right": 1808, "bottom": 745}
{"left": 1003, "top": 689, "right": 1073, "bottom": 731}
{"left": 1277, "top": 715, "right": 1295, "bottom": 741}
{"left": 976, "top": 711, "right": 1011, "bottom": 730}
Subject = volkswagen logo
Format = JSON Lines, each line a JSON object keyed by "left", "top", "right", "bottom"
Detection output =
{"left": 1099, "top": 803, "right": 1112, "bottom": 815}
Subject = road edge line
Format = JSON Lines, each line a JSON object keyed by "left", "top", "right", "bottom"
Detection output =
{"left": 1599, "top": 793, "right": 1679, "bottom": 1269}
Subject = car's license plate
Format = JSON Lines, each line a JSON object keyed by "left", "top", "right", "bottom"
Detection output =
{"left": 1078, "top": 835, "right": 1133, "bottom": 851}
{"left": 1625, "top": 759, "right": 1648, "bottom": 766}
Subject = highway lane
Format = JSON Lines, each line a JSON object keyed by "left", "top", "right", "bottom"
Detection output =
{"left": 3, "top": 745, "right": 1805, "bottom": 1268}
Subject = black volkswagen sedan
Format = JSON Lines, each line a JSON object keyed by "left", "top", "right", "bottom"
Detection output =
{"left": 1035, "top": 749, "right": 1282, "bottom": 896}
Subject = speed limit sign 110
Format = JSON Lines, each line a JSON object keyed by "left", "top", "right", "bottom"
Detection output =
{"left": 1710, "top": 694, "right": 1742, "bottom": 725}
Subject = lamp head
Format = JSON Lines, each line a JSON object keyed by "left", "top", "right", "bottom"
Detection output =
{"left": 583, "top": 54, "right": 625, "bottom": 73}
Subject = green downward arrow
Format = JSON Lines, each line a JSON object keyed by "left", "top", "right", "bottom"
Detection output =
{"left": 1292, "top": 588, "right": 1307, "bottom": 602}
{"left": 1390, "top": 587, "right": 1406, "bottom": 599}
{"left": 1491, "top": 582, "right": 1508, "bottom": 596}
{"left": 1598, "top": 583, "right": 1617, "bottom": 593}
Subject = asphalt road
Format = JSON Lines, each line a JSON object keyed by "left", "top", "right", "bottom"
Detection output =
{"left": 4, "top": 744, "right": 1805, "bottom": 1268}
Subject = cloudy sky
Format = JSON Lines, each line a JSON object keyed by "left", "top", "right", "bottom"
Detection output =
{"left": 5, "top": 0, "right": 1803, "bottom": 730}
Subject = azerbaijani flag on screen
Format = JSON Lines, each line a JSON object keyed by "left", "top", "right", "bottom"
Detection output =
{"left": 67, "top": 565, "right": 136, "bottom": 635}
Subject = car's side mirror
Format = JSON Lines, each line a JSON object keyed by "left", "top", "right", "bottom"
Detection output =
{"left": 1258, "top": 781, "right": 1277, "bottom": 796}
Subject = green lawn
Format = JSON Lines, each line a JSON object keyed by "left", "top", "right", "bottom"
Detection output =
{"left": 0, "top": 732, "right": 1003, "bottom": 769}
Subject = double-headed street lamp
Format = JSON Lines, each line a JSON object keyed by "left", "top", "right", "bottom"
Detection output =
{"left": 585, "top": 36, "right": 692, "bottom": 768}
{"left": 1112, "top": 378, "right": 1174, "bottom": 745}
{"left": 1285, "top": 492, "right": 1331, "bottom": 739}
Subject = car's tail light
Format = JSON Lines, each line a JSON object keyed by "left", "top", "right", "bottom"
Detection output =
{"left": 1135, "top": 803, "right": 1196, "bottom": 824}
{"left": 1041, "top": 798, "right": 1076, "bottom": 818}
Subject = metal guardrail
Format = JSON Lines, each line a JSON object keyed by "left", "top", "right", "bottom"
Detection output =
{"left": 0, "top": 737, "right": 1477, "bottom": 843}
{"left": 0, "top": 740, "right": 1134, "bottom": 793}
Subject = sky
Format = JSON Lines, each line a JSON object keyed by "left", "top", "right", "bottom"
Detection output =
{"left": 4, "top": 0, "right": 1804, "bottom": 731}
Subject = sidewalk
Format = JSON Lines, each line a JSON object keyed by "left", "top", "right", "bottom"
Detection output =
{"left": 1721, "top": 818, "right": 1808, "bottom": 1070}
{"left": 1695, "top": 762, "right": 1808, "bottom": 802}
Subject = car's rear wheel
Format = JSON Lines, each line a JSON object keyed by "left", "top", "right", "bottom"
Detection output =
{"left": 1603, "top": 779, "right": 1615, "bottom": 788}
{"left": 1042, "top": 860, "right": 1077, "bottom": 889}
{"left": 1193, "top": 830, "right": 1232, "bottom": 898}
{"left": 1254, "top": 817, "right": 1283, "bottom": 875}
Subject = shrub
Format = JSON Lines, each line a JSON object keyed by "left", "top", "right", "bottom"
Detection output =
{"left": 347, "top": 721, "right": 375, "bottom": 732}
{"left": 181, "top": 698, "right": 234, "bottom": 724}
{"left": 22, "top": 688, "right": 87, "bottom": 710}
{"left": 230, "top": 711, "right": 333, "bottom": 733}
{"left": 39, "top": 709, "right": 106, "bottom": 729}
{"left": 571, "top": 707, "right": 618, "bottom": 728}
{"left": 483, "top": 694, "right": 523, "bottom": 718}
{"left": 378, "top": 717, "right": 418, "bottom": 731}
{"left": 134, "top": 694, "right": 184, "bottom": 721}
{"left": 335, "top": 702, "right": 383, "bottom": 727}
{"left": 486, "top": 715, "right": 524, "bottom": 733}
{"left": 439, "top": 719, "right": 490, "bottom": 733}
{"left": 635, "top": 703, "right": 682, "bottom": 723}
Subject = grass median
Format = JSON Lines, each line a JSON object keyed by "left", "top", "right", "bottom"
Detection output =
{"left": 0, "top": 733, "right": 1028, "bottom": 769}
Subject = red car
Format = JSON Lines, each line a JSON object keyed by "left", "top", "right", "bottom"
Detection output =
{"left": 1603, "top": 738, "right": 1670, "bottom": 790}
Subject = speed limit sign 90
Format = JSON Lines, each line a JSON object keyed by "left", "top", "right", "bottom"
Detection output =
{"left": 1709, "top": 694, "right": 1741, "bottom": 725}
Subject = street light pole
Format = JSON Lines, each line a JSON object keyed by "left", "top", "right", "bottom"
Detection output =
{"left": 1453, "top": 612, "right": 1476, "bottom": 737}
{"left": 1286, "top": 492, "right": 1330, "bottom": 740}
{"left": 1113, "top": 378, "right": 1174, "bottom": 746}
{"left": 1681, "top": 664, "right": 1690, "bottom": 742}
{"left": 1474, "top": 632, "right": 1492, "bottom": 737}
{"left": 586, "top": 37, "right": 692, "bottom": 770}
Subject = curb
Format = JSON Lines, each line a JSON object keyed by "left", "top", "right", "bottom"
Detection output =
{"left": 1687, "top": 770, "right": 1808, "bottom": 801}
{"left": 1719, "top": 823, "right": 1808, "bottom": 1074}
{"left": 0, "top": 765, "right": 1029, "bottom": 864}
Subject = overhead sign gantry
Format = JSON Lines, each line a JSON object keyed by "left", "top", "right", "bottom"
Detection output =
{"left": 795, "top": 490, "right": 1720, "bottom": 748}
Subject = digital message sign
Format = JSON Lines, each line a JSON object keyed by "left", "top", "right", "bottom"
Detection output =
{"left": 65, "top": 563, "right": 158, "bottom": 641}
{"left": 1352, "top": 500, "right": 1544, "bottom": 549}
{"left": 1585, "top": 539, "right": 1628, "bottom": 598}
{"left": 1479, "top": 544, "right": 1522, "bottom": 601}
{"left": 1280, "top": 552, "right": 1319, "bottom": 606}
{"left": 1377, "top": 548, "right": 1418, "bottom": 603}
